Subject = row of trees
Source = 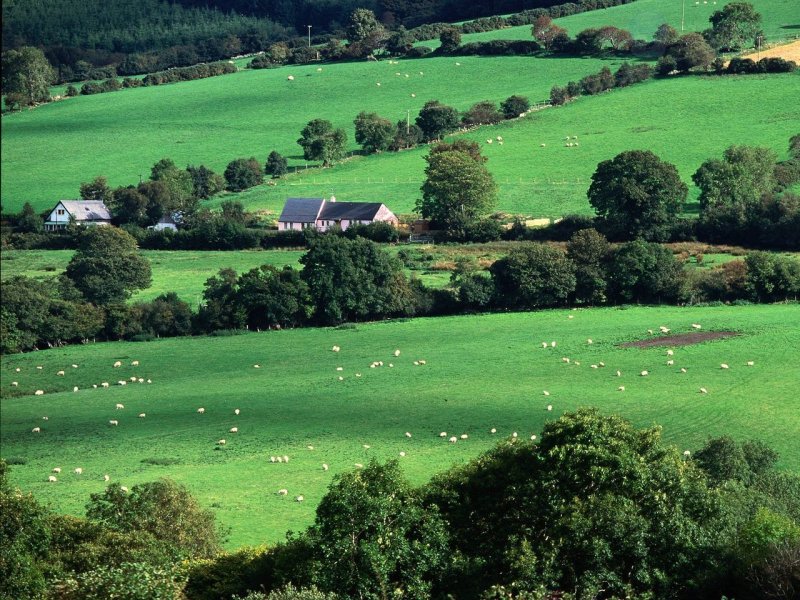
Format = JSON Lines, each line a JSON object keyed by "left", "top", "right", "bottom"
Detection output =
{"left": 6, "top": 409, "right": 798, "bottom": 599}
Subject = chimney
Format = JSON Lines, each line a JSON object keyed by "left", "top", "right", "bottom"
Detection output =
{"left": 329, "top": 195, "right": 336, "bottom": 202}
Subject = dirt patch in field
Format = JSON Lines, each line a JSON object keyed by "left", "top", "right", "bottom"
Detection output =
{"left": 740, "top": 39, "right": 800, "bottom": 63}
{"left": 619, "top": 331, "right": 740, "bottom": 349}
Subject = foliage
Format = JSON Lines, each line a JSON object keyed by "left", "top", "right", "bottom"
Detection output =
{"left": 111, "top": 186, "right": 150, "bottom": 226}
{"left": 694, "top": 436, "right": 779, "bottom": 487}
{"left": 744, "top": 252, "right": 800, "bottom": 302}
{"left": 236, "top": 265, "right": 312, "bottom": 330}
{"left": 65, "top": 227, "right": 152, "bottom": 305}
{"left": 57, "top": 561, "right": 187, "bottom": 600}
{"left": 300, "top": 235, "right": 415, "bottom": 325}
{"left": 345, "top": 8, "right": 385, "bottom": 57}
{"left": 588, "top": 150, "right": 687, "bottom": 242}
{"left": 1, "top": 46, "right": 54, "bottom": 109}
{"left": 706, "top": 2, "right": 763, "bottom": 51}
{"left": 462, "top": 100, "right": 503, "bottom": 126}
{"left": 79, "top": 176, "right": 113, "bottom": 203}
{"left": 608, "top": 240, "right": 683, "bottom": 304}
{"left": 500, "top": 95, "right": 530, "bottom": 119}
{"left": 415, "top": 100, "right": 460, "bottom": 142}
{"left": 15, "top": 202, "right": 43, "bottom": 234}
{"left": 353, "top": 112, "right": 395, "bottom": 154}
{"left": 86, "top": 478, "right": 225, "bottom": 559}
{"left": 225, "top": 157, "right": 263, "bottom": 192}
{"left": 439, "top": 27, "right": 462, "bottom": 53}
{"left": 418, "top": 141, "right": 497, "bottom": 235}
{"left": 665, "top": 33, "right": 716, "bottom": 72}
{"left": 265, "top": 151, "right": 289, "bottom": 178}
{"left": 489, "top": 243, "right": 576, "bottom": 309}
{"left": 297, "top": 119, "right": 347, "bottom": 167}
{"left": 187, "top": 164, "right": 225, "bottom": 199}
{"left": 531, "top": 16, "right": 568, "bottom": 51}
{"left": 234, "top": 584, "right": 341, "bottom": 600}
{"left": 566, "top": 228, "right": 611, "bottom": 304}
{"left": 307, "top": 460, "right": 449, "bottom": 600}
{"left": 653, "top": 23, "right": 679, "bottom": 45}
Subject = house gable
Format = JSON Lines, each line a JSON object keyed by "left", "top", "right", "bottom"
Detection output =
{"left": 44, "top": 200, "right": 111, "bottom": 231}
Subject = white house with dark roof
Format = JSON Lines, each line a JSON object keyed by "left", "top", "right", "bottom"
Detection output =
{"left": 277, "top": 197, "right": 398, "bottom": 232}
{"left": 44, "top": 200, "right": 112, "bottom": 231}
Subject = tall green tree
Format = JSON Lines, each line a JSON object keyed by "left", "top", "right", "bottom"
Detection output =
{"left": 236, "top": 265, "right": 312, "bottom": 330}
{"left": 1, "top": 47, "right": 54, "bottom": 109}
{"left": 608, "top": 240, "right": 683, "bottom": 303}
{"left": 297, "top": 119, "right": 347, "bottom": 167}
{"left": 415, "top": 100, "right": 459, "bottom": 142}
{"left": 300, "top": 235, "right": 415, "bottom": 325}
{"left": 418, "top": 141, "right": 496, "bottom": 235}
{"left": 224, "top": 157, "right": 263, "bottom": 191}
{"left": 665, "top": 33, "right": 716, "bottom": 72}
{"left": 438, "top": 27, "right": 461, "bottom": 53}
{"left": 567, "top": 228, "right": 611, "bottom": 304}
{"left": 588, "top": 150, "right": 687, "bottom": 241}
{"left": 489, "top": 243, "right": 576, "bottom": 308}
{"left": 65, "top": 227, "right": 151, "bottom": 305}
{"left": 110, "top": 187, "right": 149, "bottom": 225}
{"left": 79, "top": 176, "right": 113, "bottom": 203}
{"left": 16, "top": 202, "right": 43, "bottom": 233}
{"left": 706, "top": 2, "right": 763, "bottom": 50}
{"left": 353, "top": 111, "right": 395, "bottom": 154}
{"left": 265, "top": 151, "right": 288, "bottom": 178}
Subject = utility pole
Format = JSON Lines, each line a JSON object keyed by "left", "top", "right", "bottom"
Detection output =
{"left": 681, "top": 0, "right": 686, "bottom": 32}
{"left": 406, "top": 109, "right": 411, "bottom": 134}
{"left": 307, "top": 25, "right": 312, "bottom": 48}
{"left": 757, "top": 34, "right": 763, "bottom": 59}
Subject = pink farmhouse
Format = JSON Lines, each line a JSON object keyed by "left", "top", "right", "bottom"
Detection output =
{"left": 277, "top": 197, "right": 398, "bottom": 232}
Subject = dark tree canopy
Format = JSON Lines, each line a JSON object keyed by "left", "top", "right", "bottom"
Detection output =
{"left": 265, "top": 151, "right": 288, "bottom": 178}
{"left": 353, "top": 111, "right": 395, "bottom": 154}
{"left": 224, "top": 157, "right": 263, "bottom": 191}
{"left": 415, "top": 100, "right": 460, "bottom": 142}
{"left": 706, "top": 1, "right": 763, "bottom": 50}
{"left": 65, "top": 227, "right": 152, "bottom": 305}
{"left": 665, "top": 33, "right": 716, "bottom": 72}
{"left": 418, "top": 142, "right": 496, "bottom": 235}
{"left": 588, "top": 150, "right": 687, "bottom": 241}
{"left": 461, "top": 100, "right": 503, "bottom": 126}
{"left": 500, "top": 94, "right": 530, "bottom": 119}
{"left": 489, "top": 243, "right": 576, "bottom": 308}
{"left": 1, "top": 46, "right": 54, "bottom": 108}
{"left": 608, "top": 239, "right": 683, "bottom": 303}
{"left": 79, "top": 176, "right": 113, "bottom": 203}
{"left": 297, "top": 119, "right": 347, "bottom": 167}
{"left": 438, "top": 27, "right": 462, "bottom": 53}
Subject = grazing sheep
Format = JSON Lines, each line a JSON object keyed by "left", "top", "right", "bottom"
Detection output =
{"left": 109, "top": 420, "right": 118, "bottom": 426}
{"left": 287, "top": 75, "right": 294, "bottom": 81}
{"left": 512, "top": 432, "right": 518, "bottom": 438}
{"left": 394, "top": 349, "right": 401, "bottom": 357}
{"left": 146, "top": 379, "right": 152, "bottom": 384}
{"left": 101, "top": 382, "right": 109, "bottom": 388}
{"left": 270, "top": 456, "right": 276, "bottom": 463}
{"left": 229, "top": 427, "right": 238, "bottom": 433}
{"left": 405, "top": 432, "right": 412, "bottom": 438}
{"left": 73, "top": 386, "right": 79, "bottom": 392}
{"left": 376, "top": 82, "right": 381, "bottom": 86}
{"left": 72, "top": 364, "right": 78, "bottom": 368}
{"left": 276, "top": 456, "right": 283, "bottom": 463}
{"left": 587, "top": 339, "right": 593, "bottom": 344}
{"left": 680, "top": 368, "right": 687, "bottom": 373}
{"left": 278, "top": 489, "right": 288, "bottom": 495}
{"left": 486, "top": 139, "right": 493, "bottom": 144}
{"left": 362, "top": 444, "right": 370, "bottom": 449}
{"left": 490, "top": 428, "right": 497, "bottom": 434}
{"left": 562, "top": 357, "right": 570, "bottom": 363}
{"left": 746, "top": 361, "right": 754, "bottom": 366}
{"left": 667, "top": 360, "right": 674, "bottom": 366}
{"left": 117, "top": 381, "right": 126, "bottom": 386}
{"left": 547, "top": 405, "right": 553, "bottom": 411}
{"left": 296, "top": 495, "right": 304, "bottom": 502}
{"left": 49, "top": 476, "right": 57, "bottom": 482}
{"left": 540, "top": 143, "right": 546, "bottom": 147}
{"left": 42, "top": 416, "right": 48, "bottom": 421}
{"left": 332, "top": 345, "right": 340, "bottom": 352}
{"left": 551, "top": 341, "right": 556, "bottom": 348}
{"left": 699, "top": 387, "right": 708, "bottom": 394}
{"left": 11, "top": 382, "right": 17, "bottom": 386}
{"left": 543, "top": 390, "right": 550, "bottom": 396}
{"left": 356, "top": 373, "right": 362, "bottom": 377}
{"left": 113, "top": 361, "right": 122, "bottom": 367}
{"left": 568, "top": 315, "right": 574, "bottom": 319}
{"left": 37, "top": 366, "right": 43, "bottom": 370}
{"left": 254, "top": 364, "right": 260, "bottom": 369}
{"left": 720, "top": 363, "right": 729, "bottom": 369}
{"left": 307, "top": 445, "right": 314, "bottom": 450}
{"left": 599, "top": 362, "right": 605, "bottom": 367}
{"left": 497, "top": 136, "right": 503, "bottom": 142}
{"left": 647, "top": 329, "right": 654, "bottom": 335}
{"left": 32, "top": 427, "right": 41, "bottom": 433}
{"left": 283, "top": 455, "right": 289, "bottom": 463}
{"left": 683, "top": 450, "right": 691, "bottom": 457}
{"left": 449, "top": 436, "right": 457, "bottom": 443}
{"left": 16, "top": 368, "right": 21, "bottom": 372}
{"left": 336, "top": 367, "right": 343, "bottom": 371}
{"left": 138, "top": 413, "right": 146, "bottom": 418}
{"left": 131, "top": 361, "right": 139, "bottom": 366}
{"left": 138, "top": 378, "right": 144, "bottom": 383}
{"left": 692, "top": 324, "right": 702, "bottom": 329}
{"left": 104, "top": 474, "right": 110, "bottom": 481}
{"left": 35, "top": 390, "right": 44, "bottom": 396}
{"left": 74, "top": 468, "right": 83, "bottom": 475}
{"left": 591, "top": 365, "right": 598, "bottom": 369}
{"left": 455, "top": 62, "right": 461, "bottom": 66}
{"left": 541, "top": 342, "right": 548, "bottom": 348}
{"left": 460, "top": 434, "right": 468, "bottom": 440}
{"left": 52, "top": 467, "right": 61, "bottom": 473}
{"left": 234, "top": 409, "right": 240, "bottom": 415}
{"left": 419, "top": 360, "right": 426, "bottom": 365}
{"left": 354, "top": 463, "right": 363, "bottom": 468}
{"left": 115, "top": 403, "right": 124, "bottom": 410}
{"left": 439, "top": 432, "right": 447, "bottom": 437}
{"left": 338, "top": 376, "right": 344, "bottom": 381}
{"left": 218, "top": 439, "right": 226, "bottom": 445}
{"left": 640, "top": 371, "right": 649, "bottom": 376}
{"left": 57, "top": 370, "right": 65, "bottom": 376}
{"left": 93, "top": 384, "right": 98, "bottom": 389}
{"left": 120, "top": 486, "right": 128, "bottom": 492}
{"left": 322, "top": 464, "right": 329, "bottom": 471}
{"left": 197, "top": 408, "right": 205, "bottom": 414}
{"left": 399, "top": 451, "right": 406, "bottom": 457}
{"left": 618, "top": 386, "right": 625, "bottom": 391}
{"left": 129, "top": 377, "right": 137, "bottom": 382}
{"left": 666, "top": 350, "right": 674, "bottom": 356}
{"left": 531, "top": 435, "right": 538, "bottom": 441}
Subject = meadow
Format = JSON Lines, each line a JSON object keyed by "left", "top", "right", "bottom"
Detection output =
{"left": 2, "top": 303, "right": 799, "bottom": 548}
{"left": 420, "top": 0, "right": 800, "bottom": 48}
{"left": 213, "top": 72, "right": 799, "bottom": 218}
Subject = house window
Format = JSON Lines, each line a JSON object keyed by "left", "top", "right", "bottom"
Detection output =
{"left": 57, "top": 209, "right": 65, "bottom": 215}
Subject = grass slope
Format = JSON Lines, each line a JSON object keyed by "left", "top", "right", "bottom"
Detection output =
{"left": 2, "top": 304, "right": 799, "bottom": 547}
{"left": 1, "top": 54, "right": 626, "bottom": 213}
{"left": 419, "top": 0, "right": 800, "bottom": 48}
{"left": 210, "top": 73, "right": 799, "bottom": 218}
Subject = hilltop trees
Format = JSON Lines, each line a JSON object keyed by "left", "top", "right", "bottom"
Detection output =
{"left": 438, "top": 27, "right": 462, "bottom": 53}
{"left": 297, "top": 119, "right": 347, "bottom": 167}
{"left": 415, "top": 100, "right": 460, "bottom": 142}
{"left": 418, "top": 140, "right": 497, "bottom": 236}
{"left": 353, "top": 112, "right": 395, "bottom": 154}
{"left": 224, "top": 157, "right": 263, "bottom": 191}
{"left": 65, "top": 227, "right": 151, "bottom": 305}
{"left": 490, "top": 244, "right": 576, "bottom": 309}
{"left": 345, "top": 8, "right": 385, "bottom": 57}
{"left": 1, "top": 46, "right": 55, "bottom": 109}
{"left": 588, "top": 150, "right": 687, "bottom": 241}
{"left": 662, "top": 33, "right": 716, "bottom": 73}
{"left": 500, "top": 95, "right": 530, "bottom": 119}
{"left": 265, "top": 151, "right": 288, "bottom": 178}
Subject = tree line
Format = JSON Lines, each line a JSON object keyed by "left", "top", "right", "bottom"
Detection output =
{"left": 4, "top": 410, "right": 799, "bottom": 599}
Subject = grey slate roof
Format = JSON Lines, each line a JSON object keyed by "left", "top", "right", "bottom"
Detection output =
{"left": 278, "top": 198, "right": 325, "bottom": 223}
{"left": 319, "top": 202, "right": 384, "bottom": 221}
{"left": 59, "top": 200, "right": 112, "bottom": 222}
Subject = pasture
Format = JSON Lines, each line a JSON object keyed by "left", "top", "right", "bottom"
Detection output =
{"left": 1, "top": 53, "right": 626, "bottom": 213}
{"left": 211, "top": 72, "right": 800, "bottom": 218}
{"left": 2, "top": 303, "right": 799, "bottom": 548}
{"left": 419, "top": 0, "right": 800, "bottom": 48}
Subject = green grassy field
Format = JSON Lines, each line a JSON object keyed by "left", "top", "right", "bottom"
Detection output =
{"left": 2, "top": 304, "right": 799, "bottom": 547}
{"left": 1, "top": 53, "right": 627, "bottom": 213}
{"left": 209, "top": 72, "right": 800, "bottom": 218}
{"left": 419, "top": 0, "right": 800, "bottom": 48}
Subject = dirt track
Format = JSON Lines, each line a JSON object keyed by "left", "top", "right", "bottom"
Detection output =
{"left": 619, "top": 331, "right": 739, "bottom": 348}
{"left": 742, "top": 39, "right": 800, "bottom": 63}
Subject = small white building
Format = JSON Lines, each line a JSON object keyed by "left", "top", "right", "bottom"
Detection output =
{"left": 44, "top": 200, "right": 111, "bottom": 231}
{"left": 277, "top": 197, "right": 398, "bottom": 232}
{"left": 151, "top": 213, "right": 180, "bottom": 231}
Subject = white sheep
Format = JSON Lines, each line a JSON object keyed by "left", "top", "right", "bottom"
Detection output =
{"left": 332, "top": 345, "right": 340, "bottom": 352}
{"left": 35, "top": 390, "right": 44, "bottom": 396}
{"left": 543, "top": 390, "right": 550, "bottom": 396}
{"left": 459, "top": 433, "right": 468, "bottom": 440}
{"left": 276, "top": 456, "right": 283, "bottom": 463}
{"left": 120, "top": 486, "right": 128, "bottom": 492}
{"left": 229, "top": 427, "right": 238, "bottom": 433}
{"left": 551, "top": 341, "right": 556, "bottom": 348}
{"left": 109, "top": 420, "right": 118, "bottom": 426}
{"left": 618, "top": 386, "right": 625, "bottom": 391}
{"left": 52, "top": 467, "right": 61, "bottom": 473}
{"left": 137, "top": 378, "right": 144, "bottom": 383}
{"left": 74, "top": 468, "right": 83, "bottom": 475}
{"left": 42, "top": 416, "right": 48, "bottom": 421}
{"left": 11, "top": 382, "right": 17, "bottom": 386}
{"left": 354, "top": 463, "right": 363, "bottom": 468}
{"left": 640, "top": 371, "right": 649, "bottom": 376}
{"left": 234, "top": 409, "right": 240, "bottom": 415}
{"left": 691, "top": 324, "right": 702, "bottom": 329}
{"left": 57, "top": 370, "right": 65, "bottom": 376}
{"left": 439, "top": 431, "right": 447, "bottom": 437}
{"left": 666, "top": 350, "right": 674, "bottom": 356}
{"left": 540, "top": 143, "right": 546, "bottom": 147}
{"left": 117, "top": 381, "right": 126, "bottom": 386}
{"left": 113, "top": 361, "right": 122, "bottom": 367}
{"left": 547, "top": 405, "right": 553, "bottom": 411}
{"left": 218, "top": 439, "right": 226, "bottom": 445}
{"left": 399, "top": 451, "right": 406, "bottom": 457}
{"left": 683, "top": 450, "right": 691, "bottom": 457}
{"left": 680, "top": 368, "right": 687, "bottom": 373}
{"left": 287, "top": 75, "right": 294, "bottom": 81}
{"left": 699, "top": 387, "right": 708, "bottom": 394}
{"left": 490, "top": 428, "right": 497, "bottom": 434}
{"left": 591, "top": 365, "right": 598, "bottom": 369}
{"left": 541, "top": 342, "right": 548, "bottom": 348}
{"left": 322, "top": 464, "right": 329, "bottom": 471}
{"left": 486, "top": 139, "right": 493, "bottom": 144}
{"left": 101, "top": 382, "right": 109, "bottom": 388}
{"left": 405, "top": 432, "right": 412, "bottom": 438}
{"left": 254, "top": 364, "right": 260, "bottom": 369}
{"left": 32, "top": 427, "right": 41, "bottom": 433}
{"left": 512, "top": 432, "right": 518, "bottom": 438}
{"left": 104, "top": 474, "right": 110, "bottom": 481}
{"left": 307, "top": 445, "right": 314, "bottom": 450}
{"left": 72, "top": 364, "right": 78, "bottom": 368}
{"left": 73, "top": 386, "right": 79, "bottom": 392}
{"left": 449, "top": 436, "right": 457, "bottom": 443}
{"left": 338, "top": 376, "right": 344, "bottom": 381}
{"left": 746, "top": 361, "right": 754, "bottom": 366}
{"left": 129, "top": 376, "right": 137, "bottom": 382}
{"left": 720, "top": 363, "right": 729, "bottom": 369}
{"left": 15, "top": 368, "right": 21, "bottom": 372}
{"left": 666, "top": 360, "right": 674, "bottom": 366}
{"left": 146, "top": 379, "right": 152, "bottom": 384}
{"left": 131, "top": 361, "right": 139, "bottom": 366}
{"left": 562, "top": 357, "right": 570, "bottom": 363}
{"left": 587, "top": 339, "right": 593, "bottom": 344}
{"left": 394, "top": 349, "right": 401, "bottom": 357}
{"left": 296, "top": 495, "right": 304, "bottom": 502}
{"left": 93, "top": 384, "right": 98, "bottom": 389}
{"left": 197, "top": 408, "right": 205, "bottom": 414}
{"left": 336, "top": 366, "right": 343, "bottom": 371}
{"left": 283, "top": 455, "right": 289, "bottom": 463}
{"left": 362, "top": 444, "right": 370, "bottom": 449}
{"left": 115, "top": 403, "right": 124, "bottom": 410}
{"left": 138, "top": 413, "right": 146, "bottom": 418}
{"left": 270, "top": 456, "right": 276, "bottom": 463}
{"left": 37, "top": 366, "right": 43, "bottom": 370}
{"left": 278, "top": 488, "right": 288, "bottom": 495}
{"left": 49, "top": 476, "right": 57, "bottom": 482}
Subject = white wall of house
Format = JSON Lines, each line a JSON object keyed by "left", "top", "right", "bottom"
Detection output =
{"left": 44, "top": 202, "right": 71, "bottom": 230}
{"left": 278, "top": 221, "right": 315, "bottom": 231}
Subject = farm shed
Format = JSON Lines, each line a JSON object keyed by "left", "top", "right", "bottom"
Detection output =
{"left": 43, "top": 200, "right": 111, "bottom": 231}
{"left": 277, "top": 196, "right": 398, "bottom": 232}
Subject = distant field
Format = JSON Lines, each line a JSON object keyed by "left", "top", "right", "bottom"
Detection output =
{"left": 1, "top": 53, "right": 625, "bottom": 213}
{"left": 2, "top": 303, "right": 798, "bottom": 548}
{"left": 419, "top": 0, "right": 800, "bottom": 48}
{"left": 208, "top": 73, "right": 800, "bottom": 218}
